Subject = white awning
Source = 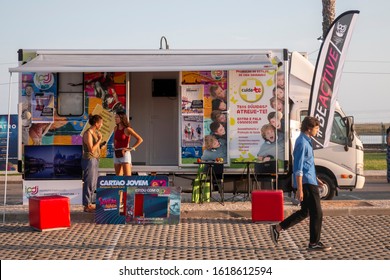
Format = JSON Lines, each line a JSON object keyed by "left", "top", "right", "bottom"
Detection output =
{"left": 9, "top": 49, "right": 277, "bottom": 73}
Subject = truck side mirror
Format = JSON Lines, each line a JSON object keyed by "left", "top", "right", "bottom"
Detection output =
{"left": 342, "top": 116, "right": 354, "bottom": 151}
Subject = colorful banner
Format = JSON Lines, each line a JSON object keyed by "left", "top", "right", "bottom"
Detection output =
{"left": 20, "top": 68, "right": 126, "bottom": 157}
{"left": 84, "top": 72, "right": 126, "bottom": 113}
{"left": 229, "top": 70, "right": 286, "bottom": 162}
{"left": 21, "top": 72, "right": 56, "bottom": 145}
{"left": 180, "top": 71, "right": 228, "bottom": 165}
{"left": 95, "top": 176, "right": 180, "bottom": 225}
{"left": 181, "top": 115, "right": 203, "bottom": 147}
{"left": 309, "top": 10, "right": 360, "bottom": 149}
{"left": 26, "top": 73, "right": 56, "bottom": 123}
{"left": 0, "top": 115, "right": 18, "bottom": 171}
{"left": 181, "top": 85, "right": 204, "bottom": 115}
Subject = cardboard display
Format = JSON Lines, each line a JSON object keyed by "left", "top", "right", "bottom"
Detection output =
{"left": 95, "top": 175, "right": 181, "bottom": 224}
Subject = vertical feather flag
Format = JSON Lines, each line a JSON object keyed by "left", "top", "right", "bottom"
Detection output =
{"left": 309, "top": 10, "right": 360, "bottom": 149}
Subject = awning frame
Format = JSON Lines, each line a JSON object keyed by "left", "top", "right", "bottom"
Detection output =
{"left": 9, "top": 49, "right": 279, "bottom": 73}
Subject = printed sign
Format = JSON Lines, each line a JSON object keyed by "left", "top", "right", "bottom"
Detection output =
{"left": 95, "top": 176, "right": 180, "bottom": 225}
{"left": 229, "top": 70, "right": 287, "bottom": 163}
{"left": 0, "top": 115, "right": 18, "bottom": 171}
{"left": 23, "top": 180, "right": 82, "bottom": 205}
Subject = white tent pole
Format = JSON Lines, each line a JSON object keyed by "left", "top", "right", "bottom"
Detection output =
{"left": 275, "top": 72, "right": 279, "bottom": 191}
{"left": 3, "top": 73, "right": 12, "bottom": 223}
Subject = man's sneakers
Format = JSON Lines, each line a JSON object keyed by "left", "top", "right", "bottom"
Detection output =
{"left": 269, "top": 224, "right": 331, "bottom": 251}
{"left": 270, "top": 225, "right": 280, "bottom": 245}
{"left": 308, "top": 241, "right": 332, "bottom": 251}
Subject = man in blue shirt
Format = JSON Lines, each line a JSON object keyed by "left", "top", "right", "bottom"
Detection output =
{"left": 269, "top": 116, "right": 331, "bottom": 251}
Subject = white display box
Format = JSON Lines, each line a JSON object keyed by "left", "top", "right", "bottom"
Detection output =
{"left": 23, "top": 180, "right": 82, "bottom": 205}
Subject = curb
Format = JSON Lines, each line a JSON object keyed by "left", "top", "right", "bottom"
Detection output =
{"left": 2, "top": 202, "right": 390, "bottom": 224}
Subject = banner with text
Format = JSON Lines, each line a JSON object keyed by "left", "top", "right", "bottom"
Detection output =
{"left": 309, "top": 10, "right": 360, "bottom": 149}
{"left": 180, "top": 71, "right": 228, "bottom": 165}
{"left": 0, "top": 115, "right": 18, "bottom": 171}
{"left": 229, "top": 70, "right": 287, "bottom": 163}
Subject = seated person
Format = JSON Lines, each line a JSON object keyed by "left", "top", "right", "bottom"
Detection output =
{"left": 201, "top": 135, "right": 227, "bottom": 162}
{"left": 257, "top": 123, "right": 285, "bottom": 162}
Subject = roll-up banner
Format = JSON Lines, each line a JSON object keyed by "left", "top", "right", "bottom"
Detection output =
{"left": 309, "top": 10, "right": 360, "bottom": 149}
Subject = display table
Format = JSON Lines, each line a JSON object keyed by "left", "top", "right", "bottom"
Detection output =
{"left": 29, "top": 195, "right": 70, "bottom": 231}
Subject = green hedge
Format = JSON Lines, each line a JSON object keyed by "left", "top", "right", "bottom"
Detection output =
{"left": 364, "top": 152, "right": 386, "bottom": 170}
{"left": 99, "top": 152, "right": 388, "bottom": 170}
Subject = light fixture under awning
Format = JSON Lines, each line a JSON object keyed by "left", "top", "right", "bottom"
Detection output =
{"left": 9, "top": 49, "right": 277, "bottom": 73}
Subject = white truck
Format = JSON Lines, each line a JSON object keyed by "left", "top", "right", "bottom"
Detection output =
{"left": 11, "top": 48, "right": 364, "bottom": 201}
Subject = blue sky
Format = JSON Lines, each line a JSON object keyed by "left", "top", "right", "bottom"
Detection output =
{"left": 0, "top": 0, "right": 389, "bottom": 123}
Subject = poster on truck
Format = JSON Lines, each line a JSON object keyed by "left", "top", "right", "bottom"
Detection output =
{"left": 228, "top": 69, "right": 287, "bottom": 163}
{"left": 0, "top": 114, "right": 18, "bottom": 171}
{"left": 181, "top": 85, "right": 203, "bottom": 115}
{"left": 180, "top": 71, "right": 228, "bottom": 165}
{"left": 84, "top": 72, "right": 126, "bottom": 114}
{"left": 21, "top": 72, "right": 56, "bottom": 145}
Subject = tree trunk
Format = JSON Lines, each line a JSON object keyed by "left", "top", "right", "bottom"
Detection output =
{"left": 322, "top": 0, "right": 336, "bottom": 39}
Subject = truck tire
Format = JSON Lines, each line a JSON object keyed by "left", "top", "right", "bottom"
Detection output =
{"left": 317, "top": 173, "right": 336, "bottom": 200}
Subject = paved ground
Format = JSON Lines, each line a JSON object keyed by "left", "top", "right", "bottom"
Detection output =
{"left": 0, "top": 171, "right": 389, "bottom": 260}
{"left": 0, "top": 215, "right": 389, "bottom": 260}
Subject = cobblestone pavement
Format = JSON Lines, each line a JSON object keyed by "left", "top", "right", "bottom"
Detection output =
{"left": 0, "top": 172, "right": 389, "bottom": 260}
{"left": 0, "top": 214, "right": 389, "bottom": 260}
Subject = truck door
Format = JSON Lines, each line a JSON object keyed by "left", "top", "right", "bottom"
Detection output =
{"left": 149, "top": 97, "right": 178, "bottom": 165}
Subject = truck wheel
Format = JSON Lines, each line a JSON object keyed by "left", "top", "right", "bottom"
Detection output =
{"left": 317, "top": 173, "right": 336, "bottom": 200}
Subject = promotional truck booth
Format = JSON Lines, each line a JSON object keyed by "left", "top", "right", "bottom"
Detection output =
{"left": 11, "top": 49, "right": 290, "bottom": 205}
{"left": 9, "top": 46, "right": 365, "bottom": 204}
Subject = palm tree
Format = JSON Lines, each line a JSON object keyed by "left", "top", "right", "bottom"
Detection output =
{"left": 322, "top": 0, "right": 336, "bottom": 39}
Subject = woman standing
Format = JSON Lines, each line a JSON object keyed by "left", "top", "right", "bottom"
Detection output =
{"left": 114, "top": 111, "right": 143, "bottom": 176}
{"left": 82, "top": 115, "right": 104, "bottom": 212}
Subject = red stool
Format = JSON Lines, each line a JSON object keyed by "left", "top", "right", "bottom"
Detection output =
{"left": 252, "top": 190, "right": 284, "bottom": 222}
{"left": 29, "top": 195, "right": 70, "bottom": 231}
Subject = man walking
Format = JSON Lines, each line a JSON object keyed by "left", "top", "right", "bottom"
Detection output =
{"left": 269, "top": 116, "right": 331, "bottom": 251}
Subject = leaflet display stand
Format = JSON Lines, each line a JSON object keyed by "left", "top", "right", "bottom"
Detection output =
{"left": 95, "top": 175, "right": 181, "bottom": 225}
